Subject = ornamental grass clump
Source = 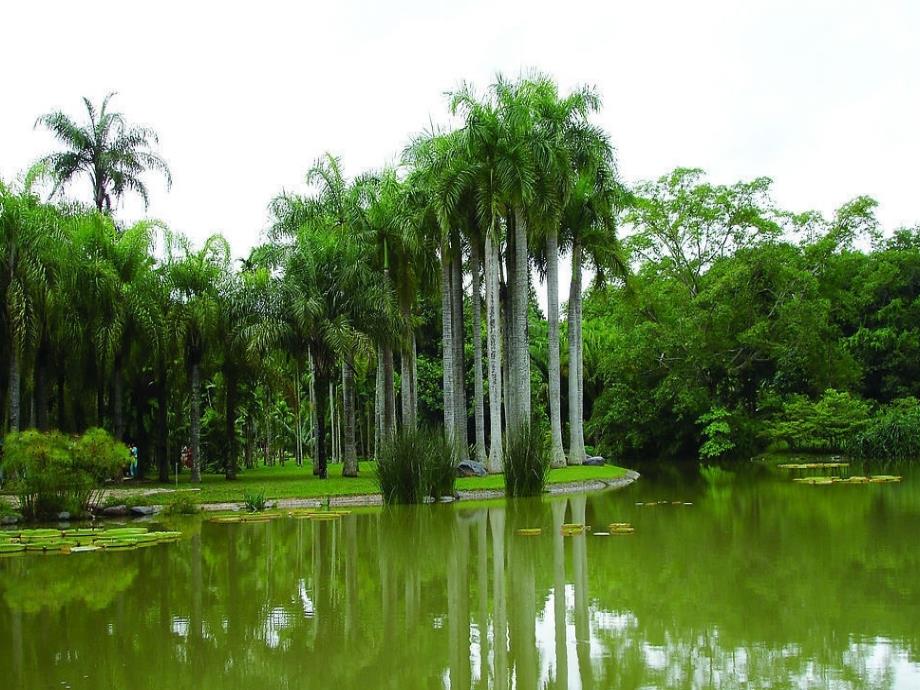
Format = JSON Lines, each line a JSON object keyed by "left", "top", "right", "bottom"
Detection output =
{"left": 376, "top": 428, "right": 457, "bottom": 504}
{"left": 502, "top": 420, "right": 551, "bottom": 498}
{"left": 1, "top": 428, "right": 128, "bottom": 520}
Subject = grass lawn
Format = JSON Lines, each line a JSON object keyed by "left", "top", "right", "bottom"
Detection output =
{"left": 114, "top": 462, "right": 630, "bottom": 505}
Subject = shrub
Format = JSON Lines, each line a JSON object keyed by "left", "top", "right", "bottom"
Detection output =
{"left": 763, "top": 390, "right": 871, "bottom": 451}
{"left": 848, "top": 397, "right": 920, "bottom": 460}
{"left": 243, "top": 487, "right": 268, "bottom": 512}
{"left": 1, "top": 428, "right": 127, "bottom": 519}
{"left": 376, "top": 428, "right": 456, "bottom": 504}
{"left": 163, "top": 493, "right": 200, "bottom": 515}
{"left": 502, "top": 419, "right": 551, "bottom": 498}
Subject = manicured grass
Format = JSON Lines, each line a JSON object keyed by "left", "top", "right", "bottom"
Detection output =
{"left": 114, "top": 462, "right": 629, "bottom": 505}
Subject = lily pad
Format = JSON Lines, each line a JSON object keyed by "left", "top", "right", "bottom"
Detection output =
{"left": 515, "top": 528, "right": 541, "bottom": 536}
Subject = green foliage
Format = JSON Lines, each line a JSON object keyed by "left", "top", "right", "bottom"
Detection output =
{"left": 764, "top": 390, "right": 871, "bottom": 452}
{"left": 699, "top": 464, "right": 735, "bottom": 486}
{"left": 848, "top": 398, "right": 920, "bottom": 460}
{"left": 1, "top": 428, "right": 128, "bottom": 519}
{"left": 502, "top": 419, "right": 551, "bottom": 498}
{"left": 697, "top": 407, "right": 736, "bottom": 460}
{"left": 242, "top": 487, "right": 268, "bottom": 512}
{"left": 162, "top": 493, "right": 199, "bottom": 515}
{"left": 375, "top": 428, "right": 457, "bottom": 504}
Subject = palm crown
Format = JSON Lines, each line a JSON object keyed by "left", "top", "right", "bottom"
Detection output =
{"left": 35, "top": 92, "right": 171, "bottom": 212}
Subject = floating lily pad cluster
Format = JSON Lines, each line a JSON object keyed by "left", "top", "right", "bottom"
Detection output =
{"left": 208, "top": 509, "right": 352, "bottom": 524}
{"left": 792, "top": 474, "right": 902, "bottom": 485}
{"left": 561, "top": 523, "right": 592, "bottom": 536}
{"left": 635, "top": 500, "right": 693, "bottom": 506}
{"left": 0, "top": 527, "right": 182, "bottom": 556}
{"left": 777, "top": 462, "right": 849, "bottom": 470}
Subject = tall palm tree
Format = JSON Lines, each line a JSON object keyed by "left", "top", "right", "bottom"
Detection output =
{"left": 561, "top": 137, "right": 620, "bottom": 465}
{"left": 530, "top": 82, "right": 605, "bottom": 468}
{"left": 168, "top": 233, "right": 230, "bottom": 482}
{"left": 35, "top": 93, "right": 171, "bottom": 213}
{"left": 283, "top": 225, "right": 395, "bottom": 478}
{"left": 0, "top": 182, "right": 59, "bottom": 431}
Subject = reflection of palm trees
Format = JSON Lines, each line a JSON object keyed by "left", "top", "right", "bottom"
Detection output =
{"left": 571, "top": 494, "right": 594, "bottom": 689}
{"left": 509, "top": 513, "right": 539, "bottom": 688}
{"left": 476, "top": 511, "right": 490, "bottom": 689}
{"left": 552, "top": 497, "right": 570, "bottom": 689}
{"left": 448, "top": 514, "right": 471, "bottom": 689}
{"left": 490, "top": 506, "right": 509, "bottom": 688}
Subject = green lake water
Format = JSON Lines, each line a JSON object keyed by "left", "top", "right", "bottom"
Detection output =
{"left": 1, "top": 464, "right": 919, "bottom": 689}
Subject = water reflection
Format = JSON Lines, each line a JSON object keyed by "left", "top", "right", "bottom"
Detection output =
{"left": 1, "top": 469, "right": 919, "bottom": 689}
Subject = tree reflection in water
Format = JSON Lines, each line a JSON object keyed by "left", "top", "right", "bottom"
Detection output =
{"left": 1, "top": 470, "right": 919, "bottom": 688}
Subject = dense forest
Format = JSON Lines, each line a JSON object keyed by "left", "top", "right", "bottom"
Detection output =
{"left": 2, "top": 79, "right": 919, "bottom": 484}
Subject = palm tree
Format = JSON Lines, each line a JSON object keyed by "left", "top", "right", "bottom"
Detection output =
{"left": 35, "top": 93, "right": 171, "bottom": 213}
{"left": 561, "top": 135, "right": 620, "bottom": 465}
{"left": 283, "top": 225, "right": 395, "bottom": 478}
{"left": 168, "top": 233, "right": 230, "bottom": 482}
{"left": 531, "top": 82, "right": 604, "bottom": 468}
{"left": 0, "top": 181, "right": 59, "bottom": 431}
{"left": 403, "top": 131, "right": 472, "bottom": 461}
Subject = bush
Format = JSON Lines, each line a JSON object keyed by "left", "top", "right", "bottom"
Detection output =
{"left": 1, "top": 428, "right": 128, "bottom": 519}
{"left": 848, "top": 397, "right": 920, "bottom": 460}
{"left": 376, "top": 428, "right": 457, "bottom": 504}
{"left": 763, "top": 389, "right": 871, "bottom": 452}
{"left": 502, "top": 419, "right": 551, "bottom": 498}
{"left": 243, "top": 487, "right": 268, "bottom": 512}
{"left": 163, "top": 493, "right": 200, "bottom": 515}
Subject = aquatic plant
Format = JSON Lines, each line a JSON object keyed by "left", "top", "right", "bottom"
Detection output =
{"left": 502, "top": 419, "right": 551, "bottom": 498}
{"left": 376, "top": 428, "right": 457, "bottom": 504}
{"left": 163, "top": 493, "right": 200, "bottom": 515}
{"left": 243, "top": 487, "right": 268, "bottom": 512}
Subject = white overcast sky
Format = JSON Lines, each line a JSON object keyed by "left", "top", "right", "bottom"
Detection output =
{"left": 3, "top": 0, "right": 919, "bottom": 303}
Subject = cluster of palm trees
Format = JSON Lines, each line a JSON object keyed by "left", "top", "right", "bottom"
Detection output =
{"left": 1, "top": 73, "right": 622, "bottom": 481}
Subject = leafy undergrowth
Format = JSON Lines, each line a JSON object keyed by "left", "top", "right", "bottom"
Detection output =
{"left": 96, "top": 461, "right": 630, "bottom": 505}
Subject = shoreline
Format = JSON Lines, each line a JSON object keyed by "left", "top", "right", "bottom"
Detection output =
{"left": 174, "top": 469, "right": 641, "bottom": 513}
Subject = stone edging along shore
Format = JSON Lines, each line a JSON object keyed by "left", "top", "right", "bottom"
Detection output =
{"left": 185, "top": 469, "right": 641, "bottom": 513}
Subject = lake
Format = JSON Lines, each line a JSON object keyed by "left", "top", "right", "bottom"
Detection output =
{"left": 1, "top": 462, "right": 918, "bottom": 689}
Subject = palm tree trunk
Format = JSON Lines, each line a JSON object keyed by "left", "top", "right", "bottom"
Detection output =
{"left": 470, "top": 240, "right": 487, "bottom": 464}
{"left": 309, "top": 350, "right": 318, "bottom": 471}
{"left": 8, "top": 345, "right": 21, "bottom": 432}
{"left": 512, "top": 207, "right": 531, "bottom": 430}
{"left": 546, "top": 227, "right": 566, "bottom": 467}
{"left": 374, "top": 346, "right": 384, "bottom": 454}
{"left": 382, "top": 345, "right": 396, "bottom": 440}
{"left": 190, "top": 361, "right": 202, "bottom": 482}
{"left": 485, "top": 232, "right": 503, "bottom": 473}
{"left": 504, "top": 216, "right": 517, "bottom": 431}
{"left": 244, "top": 413, "right": 254, "bottom": 469}
{"left": 441, "top": 247, "right": 456, "bottom": 450}
{"left": 56, "top": 370, "right": 67, "bottom": 431}
{"left": 342, "top": 357, "right": 358, "bottom": 476}
{"left": 500, "top": 265, "right": 510, "bottom": 436}
{"left": 33, "top": 332, "right": 50, "bottom": 432}
{"left": 113, "top": 355, "right": 124, "bottom": 440}
{"left": 411, "top": 332, "right": 418, "bottom": 426}
{"left": 451, "top": 242, "right": 470, "bottom": 463}
{"left": 314, "top": 375, "right": 329, "bottom": 479}
{"left": 568, "top": 237, "right": 587, "bottom": 465}
{"left": 156, "top": 362, "right": 168, "bottom": 482}
{"left": 225, "top": 368, "right": 238, "bottom": 480}
{"left": 399, "top": 302, "right": 417, "bottom": 432}
{"left": 294, "top": 360, "right": 303, "bottom": 467}
{"left": 329, "top": 380, "right": 337, "bottom": 462}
